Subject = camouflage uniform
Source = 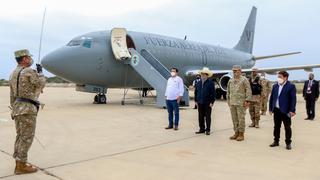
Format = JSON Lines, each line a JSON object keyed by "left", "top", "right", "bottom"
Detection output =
{"left": 227, "top": 76, "right": 252, "bottom": 133}
{"left": 260, "top": 78, "right": 272, "bottom": 114}
{"left": 9, "top": 50, "right": 46, "bottom": 163}
{"left": 248, "top": 75, "right": 262, "bottom": 127}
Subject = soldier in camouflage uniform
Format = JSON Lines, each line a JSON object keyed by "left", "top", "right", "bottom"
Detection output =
{"left": 9, "top": 49, "right": 46, "bottom": 175}
{"left": 227, "top": 65, "right": 252, "bottom": 141}
{"left": 248, "top": 68, "right": 262, "bottom": 128}
{"left": 260, "top": 72, "right": 272, "bottom": 115}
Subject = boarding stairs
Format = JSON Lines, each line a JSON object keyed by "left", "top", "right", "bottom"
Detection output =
{"left": 128, "top": 48, "right": 189, "bottom": 107}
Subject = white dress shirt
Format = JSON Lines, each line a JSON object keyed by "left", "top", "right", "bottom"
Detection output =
{"left": 165, "top": 76, "right": 184, "bottom": 100}
{"left": 307, "top": 80, "right": 313, "bottom": 94}
{"left": 276, "top": 81, "right": 287, "bottom": 108}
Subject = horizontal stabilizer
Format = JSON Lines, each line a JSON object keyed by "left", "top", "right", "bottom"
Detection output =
{"left": 253, "top": 52, "right": 301, "bottom": 60}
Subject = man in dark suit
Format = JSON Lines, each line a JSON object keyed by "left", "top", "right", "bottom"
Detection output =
{"left": 303, "top": 73, "right": 319, "bottom": 120}
{"left": 195, "top": 67, "right": 216, "bottom": 135}
{"left": 269, "top": 71, "right": 296, "bottom": 150}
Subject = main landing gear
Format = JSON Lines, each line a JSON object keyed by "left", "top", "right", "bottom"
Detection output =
{"left": 94, "top": 93, "right": 107, "bottom": 104}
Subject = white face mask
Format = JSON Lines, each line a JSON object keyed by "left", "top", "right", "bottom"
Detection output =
{"left": 171, "top": 72, "right": 176, "bottom": 77}
{"left": 277, "top": 78, "right": 284, "bottom": 84}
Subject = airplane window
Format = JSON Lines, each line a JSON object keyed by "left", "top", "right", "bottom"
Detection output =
{"left": 67, "top": 40, "right": 82, "bottom": 46}
{"left": 82, "top": 39, "right": 92, "bottom": 48}
{"left": 66, "top": 37, "right": 92, "bottom": 48}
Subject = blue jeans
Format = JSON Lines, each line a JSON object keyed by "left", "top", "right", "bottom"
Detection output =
{"left": 166, "top": 100, "right": 179, "bottom": 127}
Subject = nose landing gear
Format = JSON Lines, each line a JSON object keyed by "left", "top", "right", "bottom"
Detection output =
{"left": 94, "top": 93, "right": 107, "bottom": 104}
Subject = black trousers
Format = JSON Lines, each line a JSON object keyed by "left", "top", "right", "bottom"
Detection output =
{"left": 198, "top": 104, "right": 212, "bottom": 132}
{"left": 273, "top": 108, "right": 292, "bottom": 144}
{"left": 305, "top": 94, "right": 316, "bottom": 119}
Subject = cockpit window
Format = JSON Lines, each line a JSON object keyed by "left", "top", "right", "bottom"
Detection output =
{"left": 82, "top": 39, "right": 92, "bottom": 48}
{"left": 66, "top": 37, "right": 93, "bottom": 48}
{"left": 67, "top": 39, "right": 82, "bottom": 46}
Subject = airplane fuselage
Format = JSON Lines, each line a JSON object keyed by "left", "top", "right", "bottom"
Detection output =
{"left": 42, "top": 30, "right": 255, "bottom": 88}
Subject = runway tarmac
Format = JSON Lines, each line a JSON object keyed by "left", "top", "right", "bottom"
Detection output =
{"left": 0, "top": 87, "right": 319, "bottom": 180}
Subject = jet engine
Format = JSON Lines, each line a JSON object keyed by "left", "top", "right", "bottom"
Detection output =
{"left": 219, "top": 74, "right": 232, "bottom": 91}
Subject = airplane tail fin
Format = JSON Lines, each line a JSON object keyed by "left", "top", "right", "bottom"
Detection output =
{"left": 233, "top": 6, "right": 257, "bottom": 54}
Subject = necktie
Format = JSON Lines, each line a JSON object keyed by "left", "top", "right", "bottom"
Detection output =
{"left": 307, "top": 81, "right": 312, "bottom": 94}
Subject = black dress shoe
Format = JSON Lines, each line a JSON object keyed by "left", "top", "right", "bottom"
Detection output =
{"left": 165, "top": 126, "right": 173, "bottom": 130}
{"left": 195, "top": 131, "right": 205, "bottom": 134}
{"left": 205, "top": 131, "right": 210, "bottom": 135}
{"left": 310, "top": 118, "right": 314, "bottom": 120}
{"left": 286, "top": 144, "right": 292, "bottom": 150}
{"left": 174, "top": 126, "right": 178, "bottom": 130}
{"left": 304, "top": 118, "right": 310, "bottom": 120}
{"left": 269, "top": 142, "right": 279, "bottom": 147}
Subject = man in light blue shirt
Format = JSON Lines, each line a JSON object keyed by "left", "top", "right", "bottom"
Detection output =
{"left": 165, "top": 68, "right": 184, "bottom": 130}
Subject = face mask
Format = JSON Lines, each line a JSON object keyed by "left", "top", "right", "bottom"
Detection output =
{"left": 277, "top": 78, "right": 284, "bottom": 84}
{"left": 261, "top": 76, "right": 265, "bottom": 79}
{"left": 171, "top": 72, "right": 176, "bottom": 77}
{"left": 309, "top": 77, "right": 314, "bottom": 80}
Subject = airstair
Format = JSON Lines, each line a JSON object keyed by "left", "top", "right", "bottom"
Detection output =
{"left": 128, "top": 48, "right": 189, "bottom": 107}
{"left": 110, "top": 27, "right": 189, "bottom": 107}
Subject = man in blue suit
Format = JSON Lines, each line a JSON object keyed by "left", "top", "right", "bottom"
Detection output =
{"left": 194, "top": 67, "right": 216, "bottom": 135}
{"left": 269, "top": 71, "right": 296, "bottom": 150}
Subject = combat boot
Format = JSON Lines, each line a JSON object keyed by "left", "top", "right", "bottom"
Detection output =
{"left": 255, "top": 121, "right": 260, "bottom": 128}
{"left": 229, "top": 132, "right": 239, "bottom": 140}
{"left": 236, "top": 132, "right": 244, "bottom": 141}
{"left": 14, "top": 161, "right": 38, "bottom": 175}
{"left": 249, "top": 121, "right": 255, "bottom": 127}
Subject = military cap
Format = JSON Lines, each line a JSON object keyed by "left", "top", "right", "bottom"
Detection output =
{"left": 232, "top": 65, "right": 242, "bottom": 70}
{"left": 14, "top": 49, "right": 33, "bottom": 58}
{"left": 252, "top": 67, "right": 258, "bottom": 71}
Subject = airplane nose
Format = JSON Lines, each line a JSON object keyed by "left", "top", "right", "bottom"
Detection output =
{"left": 40, "top": 47, "right": 99, "bottom": 84}
{"left": 41, "top": 47, "right": 73, "bottom": 78}
{"left": 41, "top": 52, "right": 55, "bottom": 71}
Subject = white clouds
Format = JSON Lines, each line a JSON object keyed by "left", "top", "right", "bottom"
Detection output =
{"left": 0, "top": 0, "right": 174, "bottom": 20}
{"left": 0, "top": 0, "right": 319, "bottom": 80}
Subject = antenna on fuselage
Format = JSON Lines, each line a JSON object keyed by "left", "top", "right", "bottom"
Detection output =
{"left": 184, "top": 35, "right": 187, "bottom": 40}
{"left": 37, "top": 7, "right": 47, "bottom": 64}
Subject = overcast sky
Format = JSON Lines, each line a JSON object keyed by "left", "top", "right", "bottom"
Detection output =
{"left": 0, "top": 0, "right": 319, "bottom": 80}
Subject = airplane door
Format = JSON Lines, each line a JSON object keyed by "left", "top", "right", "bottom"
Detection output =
{"left": 111, "top": 28, "right": 132, "bottom": 61}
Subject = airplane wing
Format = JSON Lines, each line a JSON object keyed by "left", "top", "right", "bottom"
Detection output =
{"left": 242, "top": 64, "right": 320, "bottom": 75}
{"left": 186, "top": 64, "right": 320, "bottom": 91}
{"left": 186, "top": 64, "right": 320, "bottom": 77}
